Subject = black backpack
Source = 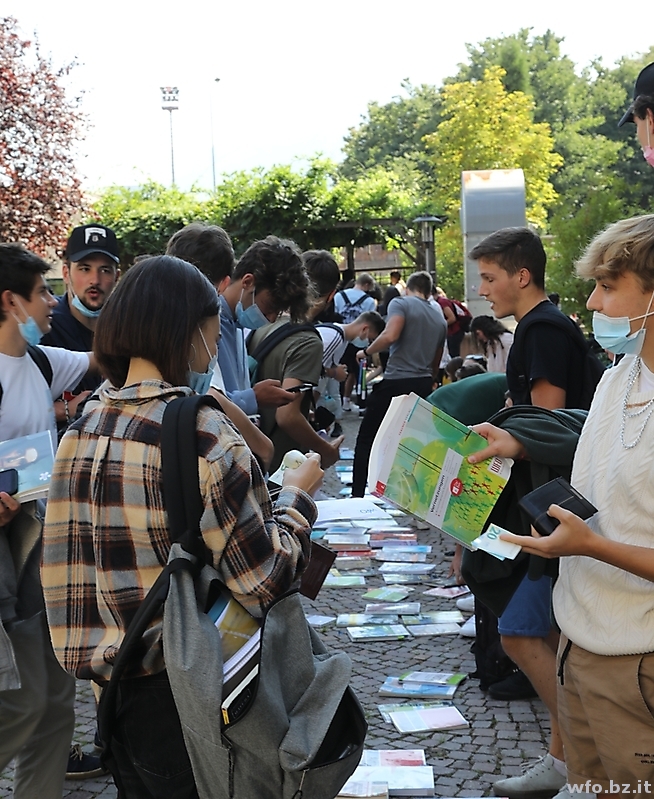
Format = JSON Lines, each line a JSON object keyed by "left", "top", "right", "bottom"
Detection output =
{"left": 337, "top": 290, "right": 368, "bottom": 324}
{"left": 512, "top": 302, "right": 605, "bottom": 411}
{"left": 247, "top": 323, "right": 320, "bottom": 384}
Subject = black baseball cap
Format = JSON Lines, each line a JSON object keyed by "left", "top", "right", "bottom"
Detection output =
{"left": 65, "top": 224, "right": 120, "bottom": 263}
{"left": 618, "top": 62, "right": 654, "bottom": 127}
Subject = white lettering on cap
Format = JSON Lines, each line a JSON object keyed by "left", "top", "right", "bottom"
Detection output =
{"left": 85, "top": 227, "right": 107, "bottom": 244}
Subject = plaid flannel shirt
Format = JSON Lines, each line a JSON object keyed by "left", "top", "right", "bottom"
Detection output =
{"left": 41, "top": 381, "right": 315, "bottom": 684}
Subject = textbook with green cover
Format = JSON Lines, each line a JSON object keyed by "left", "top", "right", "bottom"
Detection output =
{"left": 369, "top": 393, "right": 512, "bottom": 547}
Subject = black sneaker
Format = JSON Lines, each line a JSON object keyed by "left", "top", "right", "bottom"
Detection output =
{"left": 488, "top": 670, "right": 538, "bottom": 701}
{"left": 330, "top": 422, "right": 343, "bottom": 438}
{"left": 65, "top": 744, "right": 106, "bottom": 780}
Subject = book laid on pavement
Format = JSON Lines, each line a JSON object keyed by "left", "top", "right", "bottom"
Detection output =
{"left": 422, "top": 585, "right": 470, "bottom": 598}
{"left": 401, "top": 611, "right": 463, "bottom": 625}
{"left": 315, "top": 498, "right": 392, "bottom": 526}
{"left": 0, "top": 430, "right": 55, "bottom": 501}
{"left": 362, "top": 587, "right": 411, "bottom": 602}
{"left": 407, "top": 623, "right": 461, "bottom": 636}
{"left": 305, "top": 615, "right": 336, "bottom": 627}
{"left": 398, "top": 671, "right": 467, "bottom": 686}
{"left": 337, "top": 614, "right": 399, "bottom": 627}
{"left": 378, "top": 677, "right": 459, "bottom": 699}
{"left": 382, "top": 574, "right": 435, "bottom": 586}
{"left": 341, "top": 765, "right": 435, "bottom": 797}
{"left": 337, "top": 781, "right": 389, "bottom": 798}
{"left": 323, "top": 573, "right": 366, "bottom": 588}
{"left": 360, "top": 750, "right": 426, "bottom": 767}
{"left": 324, "top": 533, "right": 371, "bottom": 550}
{"left": 388, "top": 705, "right": 469, "bottom": 734}
{"left": 378, "top": 563, "right": 434, "bottom": 574}
{"left": 377, "top": 701, "right": 451, "bottom": 723}
{"left": 334, "top": 556, "right": 373, "bottom": 570}
{"left": 347, "top": 625, "right": 410, "bottom": 642}
{"left": 365, "top": 602, "right": 420, "bottom": 615}
{"left": 368, "top": 393, "right": 512, "bottom": 548}
{"left": 374, "top": 551, "right": 428, "bottom": 563}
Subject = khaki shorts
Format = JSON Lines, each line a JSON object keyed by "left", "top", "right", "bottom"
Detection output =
{"left": 558, "top": 636, "right": 654, "bottom": 794}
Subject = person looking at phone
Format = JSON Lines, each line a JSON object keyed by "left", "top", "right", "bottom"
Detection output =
{"left": 0, "top": 244, "right": 97, "bottom": 798}
{"left": 248, "top": 249, "right": 345, "bottom": 474}
{"left": 470, "top": 214, "right": 654, "bottom": 799}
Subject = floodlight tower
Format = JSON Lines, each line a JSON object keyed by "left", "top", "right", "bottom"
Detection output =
{"left": 160, "top": 86, "right": 179, "bottom": 186}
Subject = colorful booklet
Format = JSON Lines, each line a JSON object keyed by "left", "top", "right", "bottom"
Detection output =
{"left": 342, "top": 766, "right": 435, "bottom": 797}
{"left": 378, "top": 677, "right": 459, "bottom": 699}
{"left": 337, "top": 781, "right": 389, "bottom": 798}
{"left": 323, "top": 573, "right": 366, "bottom": 588}
{"left": 0, "top": 430, "right": 55, "bottom": 501}
{"left": 368, "top": 394, "right": 513, "bottom": 547}
{"left": 398, "top": 671, "right": 467, "bottom": 686}
{"left": 423, "top": 585, "right": 470, "bottom": 598}
{"left": 374, "top": 551, "right": 428, "bottom": 563}
{"left": 362, "top": 587, "right": 411, "bottom": 602}
{"left": 337, "top": 614, "right": 399, "bottom": 627}
{"left": 407, "top": 623, "right": 461, "bottom": 636}
{"left": 388, "top": 705, "right": 469, "bottom": 734}
{"left": 347, "top": 625, "right": 410, "bottom": 642}
{"left": 401, "top": 611, "right": 463, "bottom": 625}
{"left": 379, "top": 563, "right": 434, "bottom": 574}
{"left": 382, "top": 574, "right": 435, "bottom": 586}
{"left": 365, "top": 602, "right": 420, "bottom": 615}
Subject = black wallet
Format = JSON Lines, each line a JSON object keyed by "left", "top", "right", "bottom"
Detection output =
{"left": 518, "top": 477, "right": 597, "bottom": 536}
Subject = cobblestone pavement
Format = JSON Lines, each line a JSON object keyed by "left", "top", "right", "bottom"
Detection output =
{"left": 0, "top": 407, "right": 551, "bottom": 798}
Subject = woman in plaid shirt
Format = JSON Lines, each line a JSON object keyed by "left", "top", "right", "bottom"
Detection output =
{"left": 41, "top": 256, "right": 322, "bottom": 799}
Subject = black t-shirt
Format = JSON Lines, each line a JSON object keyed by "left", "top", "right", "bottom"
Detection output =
{"left": 507, "top": 301, "right": 585, "bottom": 408}
{"left": 40, "top": 294, "right": 99, "bottom": 393}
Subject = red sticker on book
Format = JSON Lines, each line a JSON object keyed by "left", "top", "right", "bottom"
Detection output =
{"left": 450, "top": 478, "right": 463, "bottom": 496}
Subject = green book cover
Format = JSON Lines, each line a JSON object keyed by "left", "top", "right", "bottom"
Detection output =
{"left": 369, "top": 394, "right": 512, "bottom": 547}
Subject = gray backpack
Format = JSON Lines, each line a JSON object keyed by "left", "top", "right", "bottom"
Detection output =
{"left": 99, "top": 395, "right": 366, "bottom": 799}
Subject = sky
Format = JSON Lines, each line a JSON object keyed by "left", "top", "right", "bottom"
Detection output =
{"left": 7, "top": 0, "right": 654, "bottom": 193}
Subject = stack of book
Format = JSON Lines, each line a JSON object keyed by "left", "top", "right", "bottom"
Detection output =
{"left": 338, "top": 750, "right": 435, "bottom": 797}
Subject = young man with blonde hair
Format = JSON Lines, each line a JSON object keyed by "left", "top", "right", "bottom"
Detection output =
{"left": 472, "top": 214, "right": 654, "bottom": 799}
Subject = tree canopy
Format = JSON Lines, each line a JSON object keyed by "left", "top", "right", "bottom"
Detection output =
{"left": 0, "top": 17, "right": 85, "bottom": 257}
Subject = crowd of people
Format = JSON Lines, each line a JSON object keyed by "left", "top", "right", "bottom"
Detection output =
{"left": 1, "top": 59, "right": 654, "bottom": 799}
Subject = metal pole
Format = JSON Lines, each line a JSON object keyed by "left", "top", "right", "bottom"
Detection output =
{"left": 169, "top": 109, "right": 175, "bottom": 186}
{"left": 210, "top": 102, "right": 216, "bottom": 189}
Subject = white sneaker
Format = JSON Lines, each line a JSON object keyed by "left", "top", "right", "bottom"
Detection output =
{"left": 456, "top": 595, "right": 475, "bottom": 612}
{"left": 492, "top": 754, "right": 567, "bottom": 798}
{"left": 342, "top": 397, "right": 352, "bottom": 411}
{"left": 459, "top": 616, "right": 476, "bottom": 637}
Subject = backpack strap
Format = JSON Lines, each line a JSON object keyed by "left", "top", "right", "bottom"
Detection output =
{"left": 97, "top": 394, "right": 222, "bottom": 762}
{"left": 0, "top": 345, "right": 53, "bottom": 407}
{"left": 248, "top": 323, "right": 319, "bottom": 385}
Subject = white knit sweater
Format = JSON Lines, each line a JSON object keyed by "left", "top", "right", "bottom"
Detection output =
{"left": 554, "top": 355, "right": 654, "bottom": 656}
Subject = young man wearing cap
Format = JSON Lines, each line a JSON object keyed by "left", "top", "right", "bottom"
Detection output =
{"left": 41, "top": 224, "right": 120, "bottom": 425}
{"left": 618, "top": 61, "right": 654, "bottom": 165}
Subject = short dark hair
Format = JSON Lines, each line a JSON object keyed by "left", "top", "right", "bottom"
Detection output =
{"left": 166, "top": 223, "right": 235, "bottom": 286}
{"left": 390, "top": 270, "right": 402, "bottom": 281}
{"left": 0, "top": 244, "right": 51, "bottom": 324}
{"left": 95, "top": 255, "right": 219, "bottom": 388}
{"left": 302, "top": 250, "right": 340, "bottom": 298}
{"left": 633, "top": 94, "right": 654, "bottom": 121}
{"left": 357, "top": 310, "right": 386, "bottom": 336}
{"left": 233, "top": 236, "right": 313, "bottom": 322}
{"left": 469, "top": 227, "right": 546, "bottom": 289}
{"left": 406, "top": 270, "right": 433, "bottom": 298}
{"left": 355, "top": 272, "right": 374, "bottom": 290}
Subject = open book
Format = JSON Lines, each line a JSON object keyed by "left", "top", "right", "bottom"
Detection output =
{"left": 369, "top": 394, "right": 512, "bottom": 547}
{"left": 0, "top": 430, "right": 55, "bottom": 501}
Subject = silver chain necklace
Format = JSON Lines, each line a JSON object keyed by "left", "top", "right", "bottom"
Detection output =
{"left": 620, "top": 357, "right": 654, "bottom": 448}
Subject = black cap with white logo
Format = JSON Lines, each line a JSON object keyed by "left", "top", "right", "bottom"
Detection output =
{"left": 65, "top": 224, "right": 120, "bottom": 263}
{"left": 619, "top": 62, "right": 654, "bottom": 127}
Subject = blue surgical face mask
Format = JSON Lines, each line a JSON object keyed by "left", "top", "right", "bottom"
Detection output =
{"left": 71, "top": 290, "right": 102, "bottom": 319}
{"left": 235, "top": 288, "right": 269, "bottom": 330}
{"left": 592, "top": 290, "right": 654, "bottom": 356}
{"left": 12, "top": 298, "right": 43, "bottom": 346}
{"left": 188, "top": 327, "right": 217, "bottom": 394}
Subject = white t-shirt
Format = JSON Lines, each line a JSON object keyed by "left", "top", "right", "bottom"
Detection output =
{"left": 317, "top": 323, "right": 347, "bottom": 369}
{"left": 0, "top": 346, "right": 89, "bottom": 445}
